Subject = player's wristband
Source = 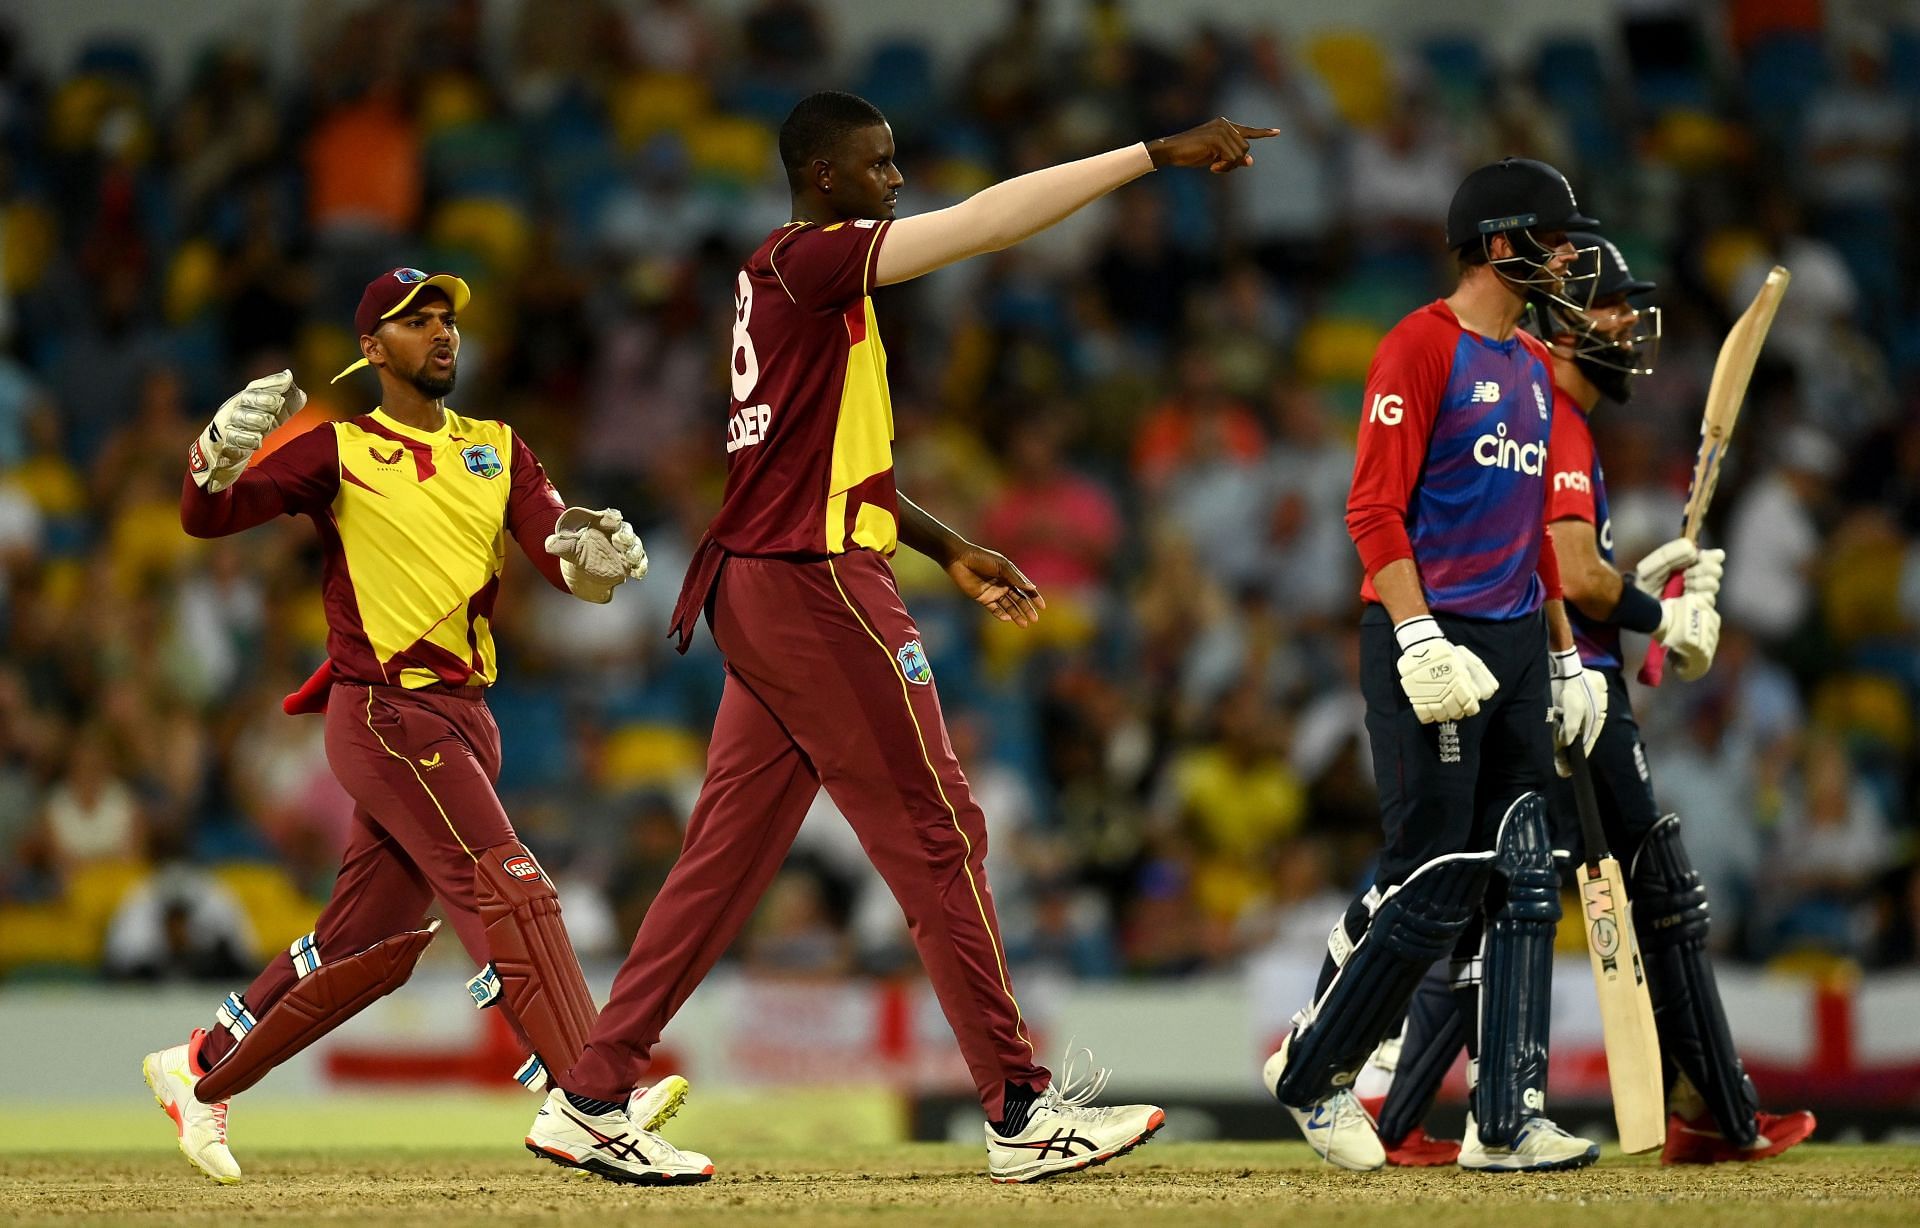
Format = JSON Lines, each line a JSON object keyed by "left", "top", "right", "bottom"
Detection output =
{"left": 1609, "top": 581, "right": 1665, "bottom": 634}
{"left": 1393, "top": 614, "right": 1444, "bottom": 653}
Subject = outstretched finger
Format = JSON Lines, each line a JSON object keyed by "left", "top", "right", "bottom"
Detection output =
{"left": 1230, "top": 122, "right": 1284, "bottom": 139}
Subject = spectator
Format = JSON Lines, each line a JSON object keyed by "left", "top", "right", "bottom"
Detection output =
{"left": 1763, "top": 732, "right": 1895, "bottom": 958}
{"left": 1721, "top": 424, "right": 1838, "bottom": 648}
{"left": 40, "top": 727, "right": 144, "bottom": 882}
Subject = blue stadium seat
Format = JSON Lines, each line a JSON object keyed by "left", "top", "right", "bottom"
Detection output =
{"left": 854, "top": 38, "right": 938, "bottom": 138}
{"left": 1421, "top": 35, "right": 1490, "bottom": 111}
{"left": 1744, "top": 32, "right": 1829, "bottom": 144}
{"left": 1888, "top": 26, "right": 1920, "bottom": 99}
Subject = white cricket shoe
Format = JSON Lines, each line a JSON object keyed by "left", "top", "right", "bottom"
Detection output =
{"left": 1263, "top": 1030, "right": 1386, "bottom": 1171}
{"left": 986, "top": 1049, "right": 1165, "bottom": 1183}
{"left": 526, "top": 1087, "right": 713, "bottom": 1185}
{"left": 629, "top": 1074, "right": 690, "bottom": 1132}
{"left": 1457, "top": 1111, "right": 1600, "bottom": 1172}
{"left": 142, "top": 1029, "right": 240, "bottom": 1184}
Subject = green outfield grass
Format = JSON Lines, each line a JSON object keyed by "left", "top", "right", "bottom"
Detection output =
{"left": 3, "top": 1097, "right": 1917, "bottom": 1228}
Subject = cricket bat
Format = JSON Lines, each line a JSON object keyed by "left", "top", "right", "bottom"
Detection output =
{"left": 1566, "top": 740, "right": 1665, "bottom": 1154}
{"left": 1639, "top": 265, "right": 1791, "bottom": 685}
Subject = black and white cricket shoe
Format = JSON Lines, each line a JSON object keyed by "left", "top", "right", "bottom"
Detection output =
{"left": 526, "top": 1086, "right": 713, "bottom": 1185}
{"left": 985, "top": 1048, "right": 1166, "bottom": 1183}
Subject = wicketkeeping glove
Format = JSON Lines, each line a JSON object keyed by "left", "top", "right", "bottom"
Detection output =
{"left": 188, "top": 370, "right": 307, "bottom": 492}
{"left": 1654, "top": 591, "right": 1721, "bottom": 681}
{"left": 1395, "top": 615, "right": 1500, "bottom": 724}
{"left": 1549, "top": 646, "right": 1608, "bottom": 777}
{"left": 545, "top": 507, "right": 648, "bottom": 604}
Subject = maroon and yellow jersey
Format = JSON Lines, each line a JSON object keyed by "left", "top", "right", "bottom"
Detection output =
{"left": 181, "top": 408, "right": 567, "bottom": 689}
{"left": 708, "top": 220, "right": 898, "bottom": 558}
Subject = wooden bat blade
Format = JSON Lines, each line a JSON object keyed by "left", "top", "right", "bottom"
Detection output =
{"left": 1639, "top": 264, "right": 1791, "bottom": 686}
{"left": 1580, "top": 856, "right": 1667, "bottom": 1153}
{"left": 1681, "top": 265, "right": 1790, "bottom": 541}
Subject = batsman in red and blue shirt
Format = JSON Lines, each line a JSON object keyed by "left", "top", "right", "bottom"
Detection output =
{"left": 1264, "top": 159, "right": 1612, "bottom": 1173}
{"left": 1371, "top": 234, "right": 1814, "bottom": 1167}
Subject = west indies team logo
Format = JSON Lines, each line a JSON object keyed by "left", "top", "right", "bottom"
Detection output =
{"left": 897, "top": 639, "right": 933, "bottom": 686}
{"left": 462, "top": 442, "right": 503, "bottom": 479}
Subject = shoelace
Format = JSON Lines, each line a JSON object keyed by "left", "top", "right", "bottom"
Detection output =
{"left": 1039, "top": 1041, "right": 1115, "bottom": 1122}
{"left": 209, "top": 1100, "right": 230, "bottom": 1144}
{"left": 1327, "top": 1090, "right": 1371, "bottom": 1131}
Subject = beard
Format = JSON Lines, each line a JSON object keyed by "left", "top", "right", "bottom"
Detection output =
{"left": 409, "top": 361, "right": 456, "bottom": 399}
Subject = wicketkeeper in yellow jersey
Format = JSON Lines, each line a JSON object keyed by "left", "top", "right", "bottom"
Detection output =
{"left": 140, "top": 268, "right": 680, "bottom": 1184}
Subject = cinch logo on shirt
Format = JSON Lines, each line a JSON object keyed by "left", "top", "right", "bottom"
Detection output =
{"left": 1474, "top": 422, "right": 1545, "bottom": 474}
{"left": 1553, "top": 469, "right": 1591, "bottom": 493}
{"left": 1471, "top": 381, "right": 1501, "bottom": 403}
{"left": 1600, "top": 516, "right": 1614, "bottom": 553}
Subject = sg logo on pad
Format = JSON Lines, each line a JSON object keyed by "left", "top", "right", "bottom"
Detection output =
{"left": 502, "top": 854, "right": 541, "bottom": 880}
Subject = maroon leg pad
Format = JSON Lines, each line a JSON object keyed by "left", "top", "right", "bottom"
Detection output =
{"left": 474, "top": 843, "right": 598, "bottom": 1078}
{"left": 196, "top": 922, "right": 438, "bottom": 1103}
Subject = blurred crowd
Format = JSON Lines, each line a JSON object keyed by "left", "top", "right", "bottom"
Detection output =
{"left": 1, "top": 0, "right": 1917, "bottom": 986}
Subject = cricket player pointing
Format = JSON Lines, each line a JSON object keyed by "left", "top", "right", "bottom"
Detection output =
{"left": 524, "top": 92, "right": 1277, "bottom": 1185}
{"left": 1262, "top": 159, "right": 1610, "bottom": 1172}
{"left": 1369, "top": 235, "right": 1815, "bottom": 1165}
{"left": 143, "top": 270, "right": 649, "bottom": 1183}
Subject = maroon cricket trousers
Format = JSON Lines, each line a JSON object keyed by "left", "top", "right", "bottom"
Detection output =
{"left": 565, "top": 549, "right": 1051, "bottom": 1116}
{"left": 200, "top": 684, "right": 535, "bottom": 1066}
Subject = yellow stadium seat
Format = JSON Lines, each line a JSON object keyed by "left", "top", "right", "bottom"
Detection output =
{"left": 1698, "top": 229, "right": 1767, "bottom": 303}
{"left": 0, "top": 902, "right": 96, "bottom": 971}
{"left": 419, "top": 71, "right": 490, "bottom": 136}
{"left": 1812, "top": 675, "right": 1914, "bottom": 751}
{"left": 689, "top": 115, "right": 776, "bottom": 188}
{"left": 611, "top": 72, "right": 710, "bottom": 149}
{"left": 214, "top": 862, "right": 324, "bottom": 961}
{"left": 430, "top": 198, "right": 533, "bottom": 279}
{"left": 1304, "top": 32, "right": 1393, "bottom": 129}
{"left": 3, "top": 202, "right": 58, "bottom": 294}
{"left": 62, "top": 858, "right": 151, "bottom": 956}
{"left": 601, "top": 724, "right": 707, "bottom": 790}
{"left": 165, "top": 238, "right": 221, "bottom": 325}
{"left": 1295, "top": 317, "right": 1387, "bottom": 387}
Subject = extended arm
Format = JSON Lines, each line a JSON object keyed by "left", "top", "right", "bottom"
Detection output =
{"left": 899, "top": 493, "right": 1045, "bottom": 627}
{"left": 873, "top": 119, "right": 1277, "bottom": 287}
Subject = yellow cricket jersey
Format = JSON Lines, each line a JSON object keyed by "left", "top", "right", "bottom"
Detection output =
{"left": 181, "top": 407, "right": 567, "bottom": 689}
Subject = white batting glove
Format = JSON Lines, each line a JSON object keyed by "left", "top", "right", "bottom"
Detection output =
{"left": 1549, "top": 646, "right": 1608, "bottom": 777}
{"left": 1680, "top": 547, "right": 1725, "bottom": 597}
{"left": 188, "top": 370, "right": 307, "bottom": 492}
{"left": 1395, "top": 616, "right": 1499, "bottom": 724}
{"left": 1631, "top": 537, "right": 1700, "bottom": 594}
{"left": 546, "top": 507, "right": 645, "bottom": 603}
{"left": 1654, "top": 591, "right": 1721, "bottom": 681}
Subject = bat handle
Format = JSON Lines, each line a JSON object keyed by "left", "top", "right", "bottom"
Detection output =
{"left": 1566, "top": 739, "right": 1610, "bottom": 863}
{"left": 1635, "top": 570, "right": 1687, "bottom": 686}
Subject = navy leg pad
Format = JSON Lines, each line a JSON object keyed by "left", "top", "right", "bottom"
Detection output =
{"left": 1275, "top": 853, "right": 1489, "bottom": 1108}
{"left": 1378, "top": 961, "right": 1465, "bottom": 1146}
{"left": 1632, "top": 814, "right": 1760, "bottom": 1145}
{"left": 1474, "top": 793, "right": 1560, "bottom": 1147}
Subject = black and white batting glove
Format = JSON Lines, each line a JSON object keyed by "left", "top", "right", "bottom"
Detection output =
{"left": 1549, "top": 646, "right": 1608, "bottom": 776}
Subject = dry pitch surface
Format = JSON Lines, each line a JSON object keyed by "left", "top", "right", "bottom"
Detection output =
{"left": 4, "top": 1095, "right": 1917, "bottom": 1228}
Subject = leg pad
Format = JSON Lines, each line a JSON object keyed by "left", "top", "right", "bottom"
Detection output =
{"left": 475, "top": 842, "right": 599, "bottom": 1080}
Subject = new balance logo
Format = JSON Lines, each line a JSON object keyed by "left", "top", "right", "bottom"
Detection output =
{"left": 1471, "top": 381, "right": 1501, "bottom": 403}
{"left": 1003, "top": 1129, "right": 1097, "bottom": 1161}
